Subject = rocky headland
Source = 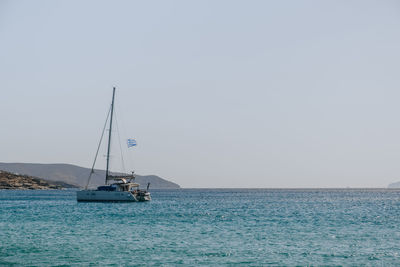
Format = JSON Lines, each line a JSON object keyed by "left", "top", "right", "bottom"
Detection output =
{"left": 0, "top": 170, "right": 70, "bottom": 190}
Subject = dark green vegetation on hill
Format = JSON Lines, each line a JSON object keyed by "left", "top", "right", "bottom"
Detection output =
{"left": 0, "top": 170, "right": 73, "bottom": 189}
{"left": 0, "top": 163, "right": 180, "bottom": 189}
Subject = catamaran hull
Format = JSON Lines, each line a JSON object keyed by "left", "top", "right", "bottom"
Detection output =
{"left": 77, "top": 190, "right": 150, "bottom": 202}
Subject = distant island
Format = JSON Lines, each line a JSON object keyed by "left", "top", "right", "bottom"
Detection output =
{"left": 388, "top": 181, "right": 400, "bottom": 188}
{"left": 0, "top": 162, "right": 180, "bottom": 189}
{"left": 0, "top": 170, "right": 75, "bottom": 190}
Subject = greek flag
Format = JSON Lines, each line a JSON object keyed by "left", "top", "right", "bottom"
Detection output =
{"left": 127, "top": 139, "right": 137, "bottom": 147}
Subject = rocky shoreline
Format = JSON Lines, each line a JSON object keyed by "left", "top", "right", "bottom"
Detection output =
{"left": 0, "top": 170, "right": 63, "bottom": 190}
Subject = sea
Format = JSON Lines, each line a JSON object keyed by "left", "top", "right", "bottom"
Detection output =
{"left": 1, "top": 189, "right": 400, "bottom": 266}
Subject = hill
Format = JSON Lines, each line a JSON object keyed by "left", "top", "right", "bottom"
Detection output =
{"left": 0, "top": 162, "right": 180, "bottom": 189}
{"left": 388, "top": 181, "right": 400, "bottom": 188}
{"left": 0, "top": 170, "right": 71, "bottom": 189}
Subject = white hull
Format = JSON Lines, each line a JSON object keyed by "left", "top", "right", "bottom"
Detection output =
{"left": 77, "top": 190, "right": 150, "bottom": 202}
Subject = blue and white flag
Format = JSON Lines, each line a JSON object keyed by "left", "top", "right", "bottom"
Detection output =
{"left": 127, "top": 139, "right": 137, "bottom": 147}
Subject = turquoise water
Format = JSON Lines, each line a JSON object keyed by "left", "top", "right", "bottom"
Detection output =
{"left": 1, "top": 189, "right": 400, "bottom": 266}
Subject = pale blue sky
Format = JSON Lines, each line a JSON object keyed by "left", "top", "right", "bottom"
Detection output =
{"left": 1, "top": 0, "right": 400, "bottom": 187}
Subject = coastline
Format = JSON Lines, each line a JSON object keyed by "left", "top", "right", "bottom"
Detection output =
{"left": 0, "top": 170, "right": 71, "bottom": 190}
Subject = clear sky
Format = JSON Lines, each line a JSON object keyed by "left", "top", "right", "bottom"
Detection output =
{"left": 1, "top": 0, "right": 400, "bottom": 188}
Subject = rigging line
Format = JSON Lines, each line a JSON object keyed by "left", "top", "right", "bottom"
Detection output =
{"left": 115, "top": 96, "right": 134, "bottom": 172}
{"left": 114, "top": 108, "right": 126, "bottom": 174}
{"left": 85, "top": 105, "right": 111, "bottom": 189}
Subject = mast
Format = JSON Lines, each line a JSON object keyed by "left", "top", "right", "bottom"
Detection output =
{"left": 105, "top": 87, "right": 116, "bottom": 184}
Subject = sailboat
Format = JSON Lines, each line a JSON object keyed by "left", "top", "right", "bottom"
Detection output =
{"left": 77, "top": 87, "right": 151, "bottom": 202}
